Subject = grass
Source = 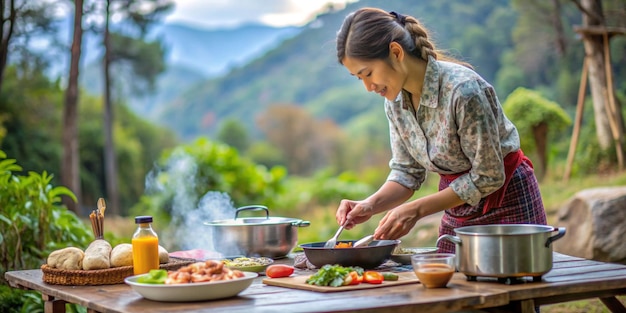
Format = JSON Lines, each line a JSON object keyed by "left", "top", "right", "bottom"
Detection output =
{"left": 539, "top": 171, "right": 626, "bottom": 218}
{"left": 542, "top": 296, "right": 626, "bottom": 313}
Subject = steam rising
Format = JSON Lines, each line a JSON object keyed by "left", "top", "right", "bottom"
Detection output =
{"left": 145, "top": 149, "right": 237, "bottom": 256}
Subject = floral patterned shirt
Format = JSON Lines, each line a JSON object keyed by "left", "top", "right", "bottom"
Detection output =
{"left": 384, "top": 56, "right": 520, "bottom": 206}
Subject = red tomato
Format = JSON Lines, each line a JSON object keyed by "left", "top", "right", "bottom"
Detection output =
{"left": 266, "top": 264, "right": 295, "bottom": 278}
{"left": 363, "top": 271, "right": 383, "bottom": 284}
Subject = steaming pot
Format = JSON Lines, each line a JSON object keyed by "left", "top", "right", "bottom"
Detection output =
{"left": 437, "top": 224, "right": 566, "bottom": 280}
{"left": 203, "top": 205, "right": 310, "bottom": 258}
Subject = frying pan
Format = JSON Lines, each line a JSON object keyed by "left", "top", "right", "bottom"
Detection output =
{"left": 300, "top": 240, "right": 400, "bottom": 269}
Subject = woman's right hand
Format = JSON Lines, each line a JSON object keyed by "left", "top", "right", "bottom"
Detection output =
{"left": 336, "top": 199, "right": 375, "bottom": 229}
{"left": 336, "top": 181, "right": 416, "bottom": 229}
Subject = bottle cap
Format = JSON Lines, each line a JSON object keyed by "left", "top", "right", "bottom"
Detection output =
{"left": 135, "top": 216, "right": 153, "bottom": 224}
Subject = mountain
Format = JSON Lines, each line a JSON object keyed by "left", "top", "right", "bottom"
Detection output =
{"left": 152, "top": 23, "right": 300, "bottom": 77}
{"left": 156, "top": 0, "right": 517, "bottom": 140}
{"left": 78, "top": 22, "right": 300, "bottom": 119}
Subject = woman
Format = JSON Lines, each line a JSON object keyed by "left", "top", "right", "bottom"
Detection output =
{"left": 334, "top": 7, "right": 547, "bottom": 253}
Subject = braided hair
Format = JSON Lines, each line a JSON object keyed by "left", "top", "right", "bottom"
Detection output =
{"left": 336, "top": 7, "right": 471, "bottom": 69}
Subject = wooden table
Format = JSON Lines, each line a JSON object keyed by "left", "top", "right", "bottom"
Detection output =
{"left": 5, "top": 253, "right": 626, "bottom": 313}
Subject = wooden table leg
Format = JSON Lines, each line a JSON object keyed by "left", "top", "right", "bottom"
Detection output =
{"left": 485, "top": 299, "right": 537, "bottom": 313}
{"left": 42, "top": 294, "right": 67, "bottom": 313}
{"left": 600, "top": 296, "right": 626, "bottom": 313}
{"left": 515, "top": 299, "right": 537, "bottom": 313}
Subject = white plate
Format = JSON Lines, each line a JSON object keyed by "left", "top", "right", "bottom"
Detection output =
{"left": 125, "top": 271, "right": 258, "bottom": 302}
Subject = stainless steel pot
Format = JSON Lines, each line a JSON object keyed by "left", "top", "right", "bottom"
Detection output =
{"left": 437, "top": 224, "right": 566, "bottom": 280}
{"left": 204, "top": 205, "right": 310, "bottom": 258}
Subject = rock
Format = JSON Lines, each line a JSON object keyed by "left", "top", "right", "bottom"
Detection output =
{"left": 554, "top": 187, "right": 626, "bottom": 264}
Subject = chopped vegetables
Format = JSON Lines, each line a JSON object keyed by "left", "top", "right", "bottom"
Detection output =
{"left": 381, "top": 272, "right": 399, "bottom": 281}
{"left": 305, "top": 264, "right": 364, "bottom": 287}
{"left": 344, "top": 271, "right": 363, "bottom": 285}
{"left": 305, "top": 265, "right": 397, "bottom": 287}
{"left": 334, "top": 242, "right": 353, "bottom": 248}
{"left": 363, "top": 271, "right": 384, "bottom": 284}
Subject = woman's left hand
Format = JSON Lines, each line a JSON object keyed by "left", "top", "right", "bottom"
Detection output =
{"left": 374, "top": 203, "right": 421, "bottom": 240}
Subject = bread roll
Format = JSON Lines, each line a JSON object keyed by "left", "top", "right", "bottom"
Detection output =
{"left": 159, "top": 245, "right": 169, "bottom": 264}
{"left": 47, "top": 247, "right": 84, "bottom": 270}
{"left": 110, "top": 243, "right": 133, "bottom": 267}
{"left": 82, "top": 239, "right": 112, "bottom": 270}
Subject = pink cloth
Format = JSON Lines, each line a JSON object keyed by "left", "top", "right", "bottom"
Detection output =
{"left": 169, "top": 249, "right": 223, "bottom": 260}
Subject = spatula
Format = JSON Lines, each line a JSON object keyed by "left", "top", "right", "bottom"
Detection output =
{"left": 353, "top": 235, "right": 374, "bottom": 247}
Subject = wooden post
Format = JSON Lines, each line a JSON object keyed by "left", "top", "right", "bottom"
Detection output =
{"left": 563, "top": 58, "right": 589, "bottom": 182}
{"left": 570, "top": 25, "right": 626, "bottom": 176}
{"left": 602, "top": 32, "right": 625, "bottom": 171}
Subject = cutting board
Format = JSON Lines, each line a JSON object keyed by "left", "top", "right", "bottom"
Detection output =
{"left": 262, "top": 272, "right": 420, "bottom": 293}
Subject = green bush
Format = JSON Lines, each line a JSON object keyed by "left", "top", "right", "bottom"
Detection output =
{"left": 503, "top": 87, "right": 571, "bottom": 155}
{"left": 0, "top": 285, "right": 28, "bottom": 313}
{"left": 0, "top": 150, "right": 92, "bottom": 312}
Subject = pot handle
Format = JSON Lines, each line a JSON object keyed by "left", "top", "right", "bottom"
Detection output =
{"left": 235, "top": 205, "right": 269, "bottom": 219}
{"left": 545, "top": 227, "right": 566, "bottom": 247}
{"left": 436, "top": 234, "right": 462, "bottom": 246}
{"left": 292, "top": 220, "right": 311, "bottom": 227}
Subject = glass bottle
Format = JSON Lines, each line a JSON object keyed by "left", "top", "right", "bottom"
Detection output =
{"left": 132, "top": 216, "right": 160, "bottom": 275}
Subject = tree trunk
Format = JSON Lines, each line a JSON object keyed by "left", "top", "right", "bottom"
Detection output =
{"left": 550, "top": 0, "right": 567, "bottom": 56}
{"left": 579, "top": 0, "right": 613, "bottom": 150}
{"left": 532, "top": 122, "right": 548, "bottom": 181}
{"left": 61, "top": 0, "right": 84, "bottom": 214}
{"left": 103, "top": 0, "right": 119, "bottom": 215}
{"left": 0, "top": 0, "right": 17, "bottom": 92}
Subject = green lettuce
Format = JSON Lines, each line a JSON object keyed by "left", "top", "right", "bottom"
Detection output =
{"left": 305, "top": 264, "right": 364, "bottom": 287}
{"left": 136, "top": 269, "right": 167, "bottom": 284}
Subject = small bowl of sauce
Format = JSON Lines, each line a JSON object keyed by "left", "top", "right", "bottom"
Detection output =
{"left": 411, "top": 253, "right": 455, "bottom": 288}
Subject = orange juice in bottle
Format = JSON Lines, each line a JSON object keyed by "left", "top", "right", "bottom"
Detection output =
{"left": 132, "top": 216, "right": 159, "bottom": 275}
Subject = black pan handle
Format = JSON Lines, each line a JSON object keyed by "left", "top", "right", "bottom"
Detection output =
{"left": 235, "top": 205, "right": 269, "bottom": 219}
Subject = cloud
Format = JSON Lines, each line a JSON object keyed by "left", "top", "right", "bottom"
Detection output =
{"left": 166, "top": 0, "right": 350, "bottom": 28}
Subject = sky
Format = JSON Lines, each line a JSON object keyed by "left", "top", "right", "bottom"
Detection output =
{"left": 164, "top": 0, "right": 354, "bottom": 29}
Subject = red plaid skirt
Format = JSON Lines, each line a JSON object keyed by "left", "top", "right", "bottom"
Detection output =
{"left": 437, "top": 161, "right": 547, "bottom": 253}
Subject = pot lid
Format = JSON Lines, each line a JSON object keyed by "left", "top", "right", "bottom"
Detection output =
{"left": 203, "top": 205, "right": 305, "bottom": 226}
{"left": 204, "top": 216, "right": 303, "bottom": 226}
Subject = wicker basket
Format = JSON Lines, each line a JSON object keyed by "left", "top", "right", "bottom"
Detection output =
{"left": 41, "top": 257, "right": 196, "bottom": 285}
